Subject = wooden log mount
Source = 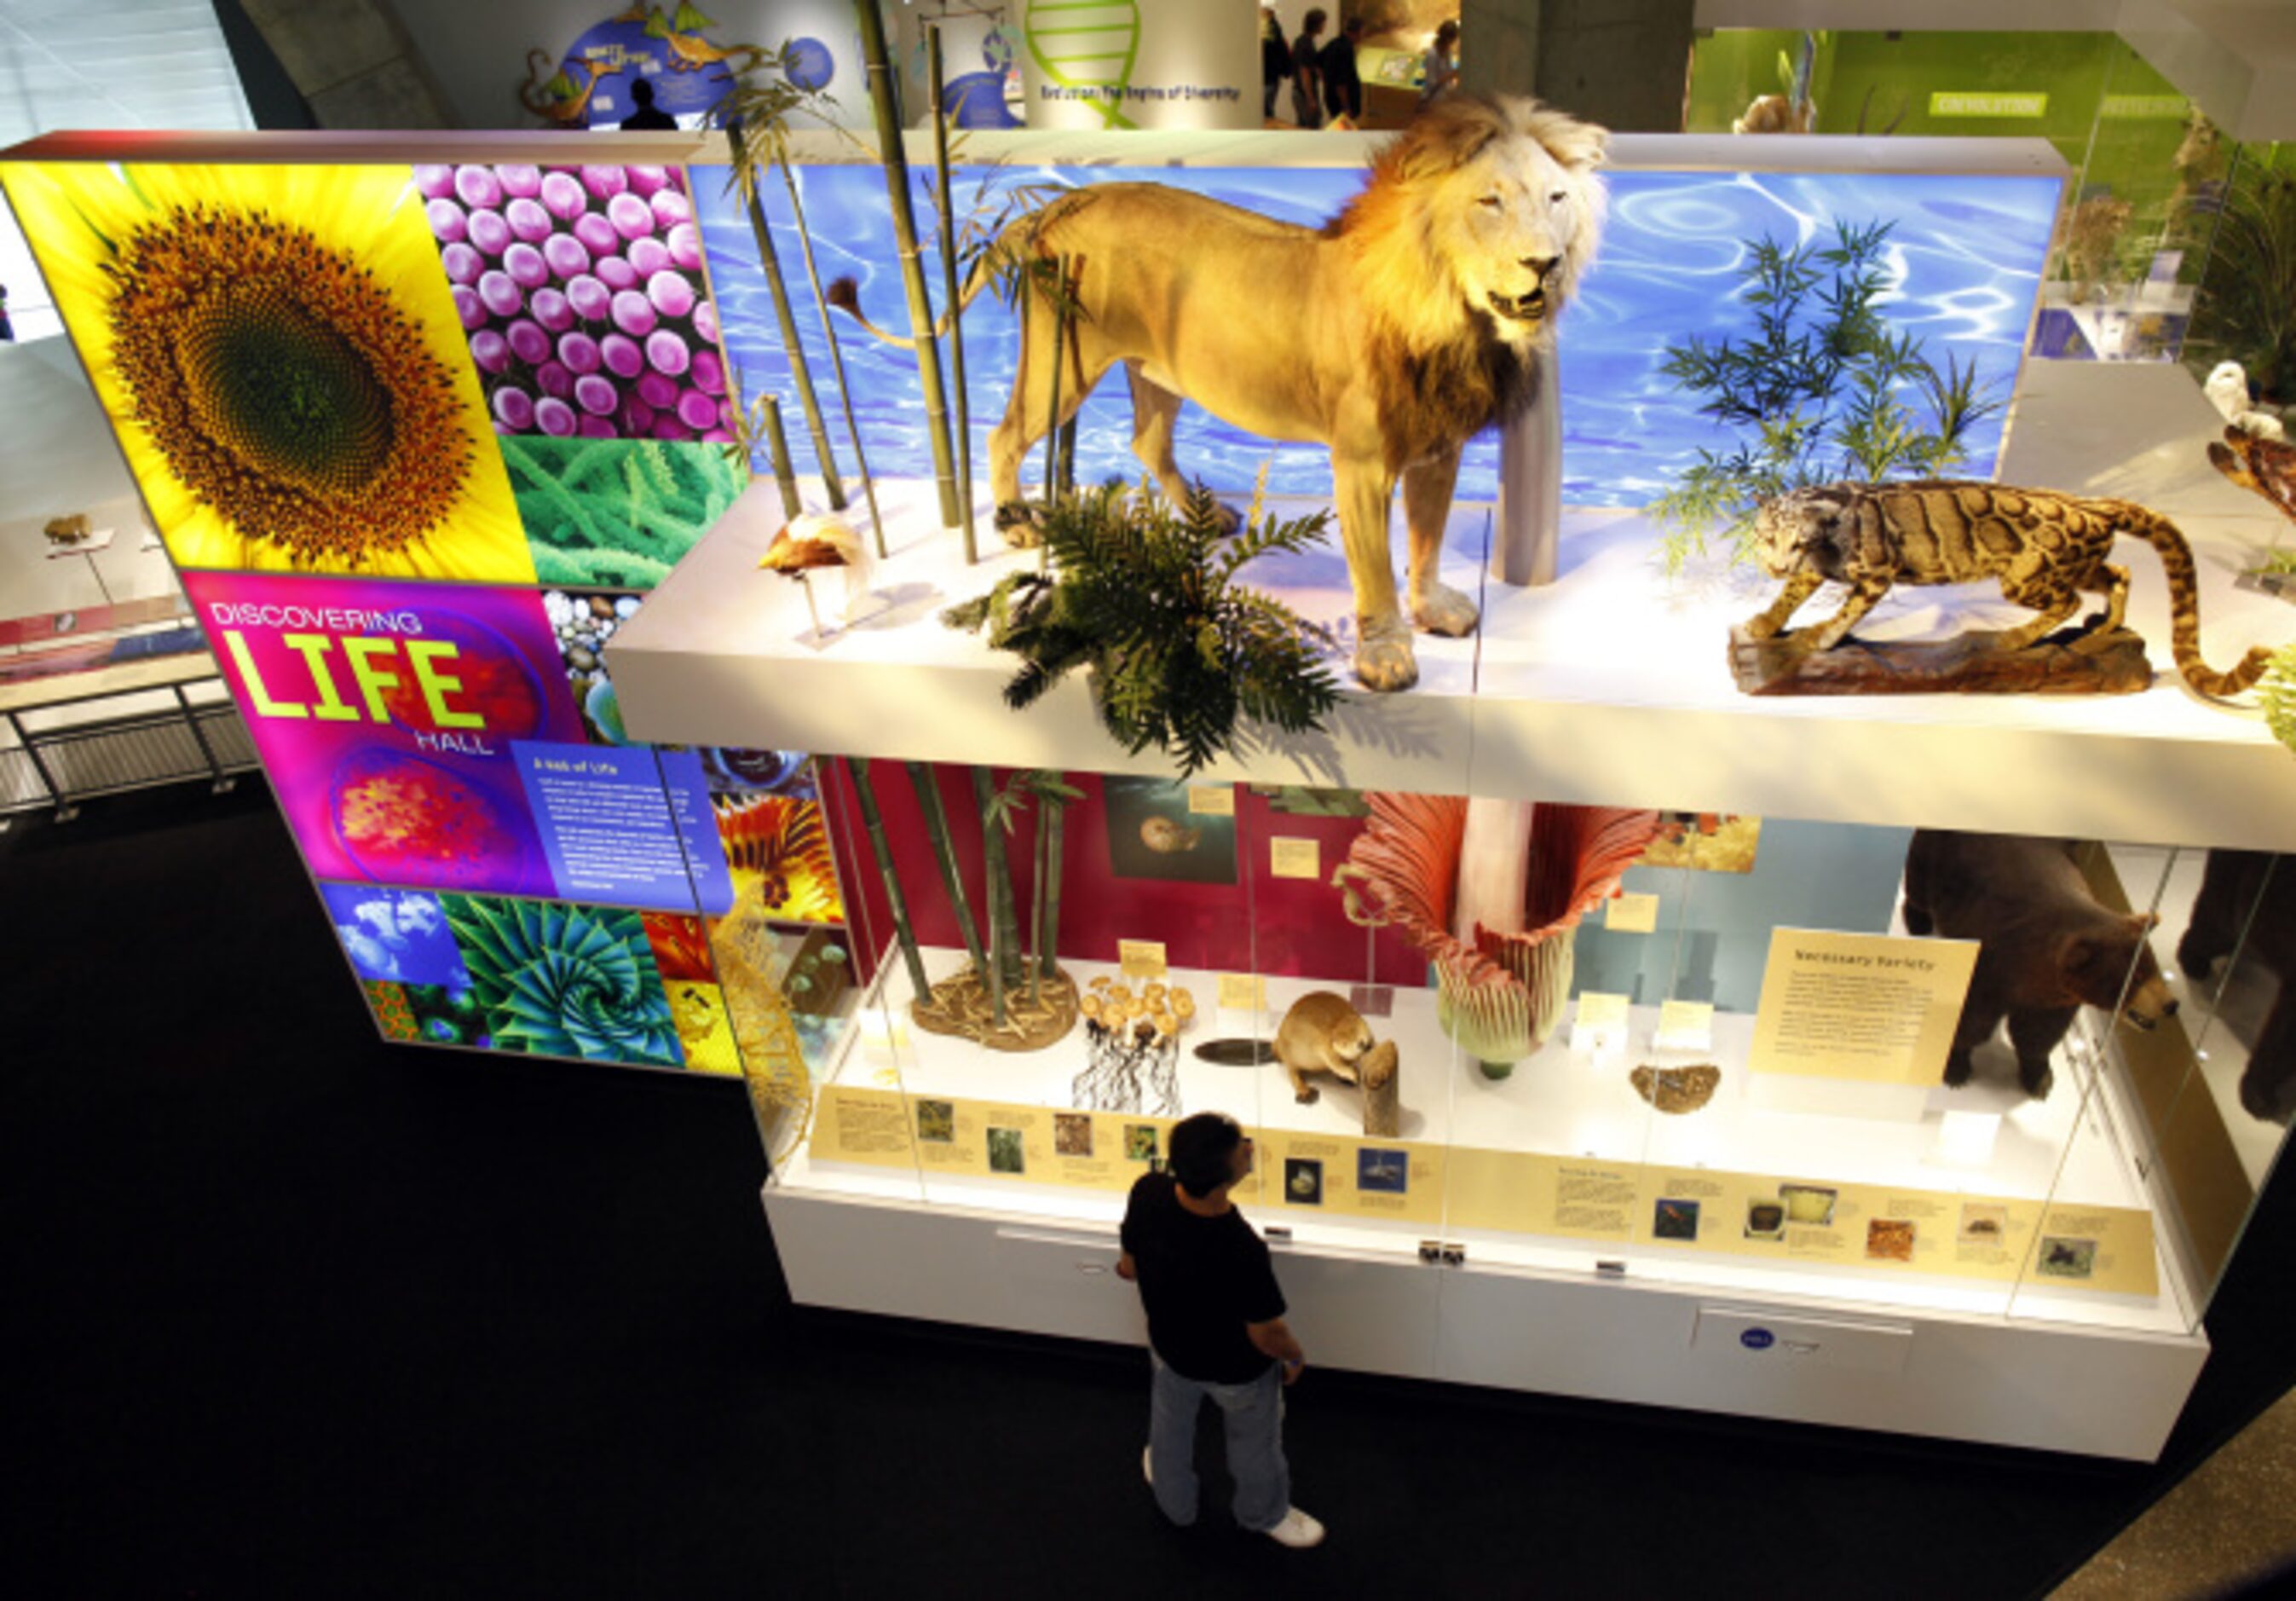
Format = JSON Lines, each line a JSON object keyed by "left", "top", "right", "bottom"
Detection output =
{"left": 1729, "top": 623, "right": 2155, "bottom": 696}
{"left": 1359, "top": 1042, "right": 1402, "bottom": 1138}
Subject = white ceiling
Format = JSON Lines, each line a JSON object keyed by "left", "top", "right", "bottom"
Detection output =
{"left": 0, "top": 0, "right": 254, "bottom": 338}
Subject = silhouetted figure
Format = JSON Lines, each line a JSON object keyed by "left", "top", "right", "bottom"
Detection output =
{"left": 1260, "top": 8, "right": 1288, "bottom": 119}
{"left": 0, "top": 283, "right": 14, "bottom": 342}
{"left": 620, "top": 78, "right": 676, "bottom": 130}
{"left": 1422, "top": 20, "right": 1460, "bottom": 105}
{"left": 1289, "top": 9, "right": 1327, "bottom": 130}
{"left": 1321, "top": 18, "right": 1365, "bottom": 124}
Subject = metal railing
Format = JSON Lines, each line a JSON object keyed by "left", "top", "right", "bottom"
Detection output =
{"left": 1, "top": 676, "right": 256, "bottom": 818}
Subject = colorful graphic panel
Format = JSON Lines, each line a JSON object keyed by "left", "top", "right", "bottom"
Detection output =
{"left": 324, "top": 885, "right": 470, "bottom": 987}
{"left": 415, "top": 163, "right": 730, "bottom": 443}
{"left": 0, "top": 161, "right": 532, "bottom": 582}
{"left": 441, "top": 894, "right": 682, "bottom": 1067}
{"left": 698, "top": 163, "right": 2060, "bottom": 505}
{"left": 187, "top": 571, "right": 582, "bottom": 896}
{"left": 507, "top": 436, "right": 744, "bottom": 588}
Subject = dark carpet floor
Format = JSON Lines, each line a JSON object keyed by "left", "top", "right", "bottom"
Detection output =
{"left": 4, "top": 781, "right": 2291, "bottom": 1599}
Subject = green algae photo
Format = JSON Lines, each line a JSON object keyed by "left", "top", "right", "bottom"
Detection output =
{"left": 504, "top": 436, "right": 746, "bottom": 590}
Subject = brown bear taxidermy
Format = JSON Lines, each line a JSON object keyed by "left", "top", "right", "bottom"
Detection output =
{"left": 828, "top": 93, "right": 1608, "bottom": 693}
{"left": 1902, "top": 829, "right": 2178, "bottom": 1098}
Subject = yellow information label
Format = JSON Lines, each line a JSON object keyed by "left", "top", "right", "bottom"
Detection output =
{"left": 1573, "top": 991, "right": 1630, "bottom": 1030}
{"left": 1118, "top": 939, "right": 1168, "bottom": 978}
{"left": 1269, "top": 836, "right": 1320, "bottom": 880}
{"left": 1747, "top": 928, "right": 1978, "bottom": 1084}
{"left": 1187, "top": 784, "right": 1236, "bottom": 817}
{"left": 1656, "top": 998, "right": 1714, "bottom": 1043}
{"left": 1217, "top": 972, "right": 1268, "bottom": 1012}
{"left": 1606, "top": 891, "right": 1659, "bottom": 933}
{"left": 1930, "top": 90, "right": 2048, "bottom": 118}
{"left": 811, "top": 1087, "right": 2158, "bottom": 1296}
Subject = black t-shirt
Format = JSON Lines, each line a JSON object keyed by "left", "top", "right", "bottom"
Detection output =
{"left": 1320, "top": 38, "right": 1362, "bottom": 118}
{"left": 1121, "top": 1171, "right": 1285, "bottom": 1384}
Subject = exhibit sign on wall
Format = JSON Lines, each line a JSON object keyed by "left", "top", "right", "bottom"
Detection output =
{"left": 0, "top": 147, "right": 854, "bottom": 1085}
{"left": 1017, "top": 0, "right": 1257, "bottom": 131}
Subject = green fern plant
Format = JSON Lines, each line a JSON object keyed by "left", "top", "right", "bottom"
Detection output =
{"left": 1651, "top": 220, "right": 2005, "bottom": 574}
{"left": 943, "top": 475, "right": 1341, "bottom": 777}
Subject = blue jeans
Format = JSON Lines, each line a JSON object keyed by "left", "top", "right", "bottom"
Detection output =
{"left": 1148, "top": 1352, "right": 1289, "bottom": 1531}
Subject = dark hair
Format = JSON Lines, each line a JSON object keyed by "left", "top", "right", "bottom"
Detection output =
{"left": 631, "top": 78, "right": 657, "bottom": 106}
{"left": 1303, "top": 8, "right": 1327, "bottom": 33}
{"left": 1436, "top": 20, "right": 1459, "bottom": 45}
{"left": 1169, "top": 1113, "right": 1243, "bottom": 1199}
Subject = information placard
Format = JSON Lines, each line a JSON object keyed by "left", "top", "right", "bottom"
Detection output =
{"left": 1747, "top": 928, "right": 1978, "bottom": 1084}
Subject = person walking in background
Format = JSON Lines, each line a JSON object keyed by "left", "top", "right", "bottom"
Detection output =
{"left": 1321, "top": 15, "right": 1366, "bottom": 127}
{"left": 1117, "top": 1113, "right": 1323, "bottom": 1548}
{"left": 619, "top": 77, "right": 676, "bottom": 130}
{"left": 0, "top": 283, "right": 14, "bottom": 343}
{"left": 1422, "top": 19, "right": 1460, "bottom": 105}
{"left": 1289, "top": 9, "right": 1328, "bottom": 130}
{"left": 1261, "top": 8, "right": 1289, "bottom": 120}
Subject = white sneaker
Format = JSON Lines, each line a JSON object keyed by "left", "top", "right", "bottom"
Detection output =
{"left": 1261, "top": 1507, "right": 1325, "bottom": 1549}
{"left": 1142, "top": 1445, "right": 1153, "bottom": 1486}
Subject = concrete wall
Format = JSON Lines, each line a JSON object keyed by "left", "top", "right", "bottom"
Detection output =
{"left": 243, "top": 0, "right": 453, "bottom": 127}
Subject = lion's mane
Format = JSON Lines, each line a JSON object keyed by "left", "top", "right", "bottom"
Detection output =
{"left": 1324, "top": 95, "right": 1607, "bottom": 472}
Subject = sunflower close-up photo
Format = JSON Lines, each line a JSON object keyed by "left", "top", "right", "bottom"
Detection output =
{"left": 0, "top": 160, "right": 532, "bottom": 582}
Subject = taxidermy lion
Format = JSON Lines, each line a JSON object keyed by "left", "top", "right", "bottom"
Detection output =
{"left": 830, "top": 94, "right": 1608, "bottom": 692}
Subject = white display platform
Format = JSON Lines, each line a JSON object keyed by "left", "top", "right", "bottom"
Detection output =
{"left": 796, "top": 937, "right": 2188, "bottom": 1333}
{"left": 762, "top": 1177, "right": 2205, "bottom": 1460}
{"left": 614, "top": 359, "right": 2296, "bottom": 853}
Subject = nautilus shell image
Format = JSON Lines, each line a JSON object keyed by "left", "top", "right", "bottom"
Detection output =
{"left": 441, "top": 894, "right": 680, "bottom": 1066}
{"left": 0, "top": 160, "right": 529, "bottom": 581}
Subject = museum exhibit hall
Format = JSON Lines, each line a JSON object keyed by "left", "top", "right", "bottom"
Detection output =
{"left": 11, "top": 1, "right": 2296, "bottom": 1594}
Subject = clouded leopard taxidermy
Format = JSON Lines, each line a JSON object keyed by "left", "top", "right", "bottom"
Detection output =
{"left": 1745, "top": 481, "right": 2275, "bottom": 696}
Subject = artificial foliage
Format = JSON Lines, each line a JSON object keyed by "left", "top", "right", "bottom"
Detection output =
{"left": 2264, "top": 643, "right": 2296, "bottom": 757}
{"left": 2187, "top": 160, "right": 2296, "bottom": 407}
{"left": 943, "top": 478, "right": 1341, "bottom": 777}
{"left": 1651, "top": 220, "right": 2004, "bottom": 573}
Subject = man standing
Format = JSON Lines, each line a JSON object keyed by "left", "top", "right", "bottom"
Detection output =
{"left": 1117, "top": 1112, "right": 1324, "bottom": 1548}
{"left": 619, "top": 77, "right": 677, "bottom": 130}
{"left": 1320, "top": 16, "right": 1365, "bottom": 126}
{"left": 1289, "top": 9, "right": 1328, "bottom": 130}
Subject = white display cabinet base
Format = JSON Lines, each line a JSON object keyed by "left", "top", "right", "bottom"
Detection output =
{"left": 763, "top": 1181, "right": 2205, "bottom": 1460}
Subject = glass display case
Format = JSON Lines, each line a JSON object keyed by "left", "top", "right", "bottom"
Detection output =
{"left": 600, "top": 122, "right": 2293, "bottom": 1463}
{"left": 788, "top": 760, "right": 2290, "bottom": 1341}
{"left": 9, "top": 92, "right": 2291, "bottom": 1462}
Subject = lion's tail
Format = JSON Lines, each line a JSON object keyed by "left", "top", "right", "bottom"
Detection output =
{"left": 2127, "top": 506, "right": 2274, "bottom": 696}
{"left": 826, "top": 250, "right": 999, "bottom": 349}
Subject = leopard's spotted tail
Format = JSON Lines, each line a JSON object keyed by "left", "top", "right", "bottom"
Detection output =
{"left": 2126, "top": 506, "right": 2273, "bottom": 696}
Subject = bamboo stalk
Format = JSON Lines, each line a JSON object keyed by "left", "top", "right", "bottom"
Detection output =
{"left": 854, "top": 0, "right": 964, "bottom": 531}
{"left": 778, "top": 157, "right": 886, "bottom": 556}
{"left": 1041, "top": 786, "right": 1065, "bottom": 979}
{"left": 970, "top": 766, "right": 1008, "bottom": 1027}
{"left": 847, "top": 758, "right": 930, "bottom": 1001}
{"left": 726, "top": 119, "right": 846, "bottom": 510}
{"left": 928, "top": 26, "right": 980, "bottom": 565}
{"left": 1026, "top": 796, "right": 1046, "bottom": 1006}
{"left": 906, "top": 760, "right": 984, "bottom": 977}
{"left": 762, "top": 396, "right": 802, "bottom": 519}
{"left": 1041, "top": 254, "right": 1067, "bottom": 503}
{"left": 1057, "top": 414, "right": 1078, "bottom": 494}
